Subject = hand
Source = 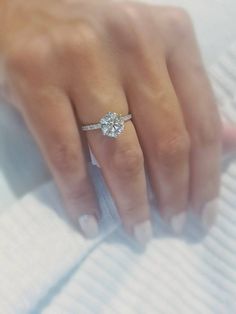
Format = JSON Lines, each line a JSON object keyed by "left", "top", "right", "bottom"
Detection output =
{"left": 0, "top": 0, "right": 230, "bottom": 244}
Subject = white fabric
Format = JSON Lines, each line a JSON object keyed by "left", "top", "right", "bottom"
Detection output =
{"left": 0, "top": 1, "right": 236, "bottom": 313}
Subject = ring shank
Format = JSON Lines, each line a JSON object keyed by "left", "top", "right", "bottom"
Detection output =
{"left": 81, "top": 113, "right": 132, "bottom": 131}
{"left": 81, "top": 123, "right": 101, "bottom": 131}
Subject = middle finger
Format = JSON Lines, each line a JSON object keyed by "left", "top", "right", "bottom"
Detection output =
{"left": 125, "top": 54, "right": 190, "bottom": 234}
{"left": 68, "top": 31, "right": 152, "bottom": 245}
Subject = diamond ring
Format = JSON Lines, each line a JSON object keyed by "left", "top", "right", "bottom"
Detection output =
{"left": 81, "top": 112, "right": 132, "bottom": 138}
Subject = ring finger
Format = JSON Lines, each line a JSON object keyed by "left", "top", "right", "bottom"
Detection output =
{"left": 70, "top": 44, "right": 152, "bottom": 245}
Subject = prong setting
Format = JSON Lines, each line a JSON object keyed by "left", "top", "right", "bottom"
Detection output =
{"left": 81, "top": 112, "right": 131, "bottom": 138}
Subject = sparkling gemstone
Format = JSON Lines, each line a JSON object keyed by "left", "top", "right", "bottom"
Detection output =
{"left": 100, "top": 112, "right": 124, "bottom": 138}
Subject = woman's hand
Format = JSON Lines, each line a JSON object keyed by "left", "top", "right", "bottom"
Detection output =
{"left": 0, "top": 0, "right": 224, "bottom": 244}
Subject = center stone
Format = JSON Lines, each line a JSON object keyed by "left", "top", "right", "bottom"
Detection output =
{"left": 100, "top": 112, "right": 124, "bottom": 138}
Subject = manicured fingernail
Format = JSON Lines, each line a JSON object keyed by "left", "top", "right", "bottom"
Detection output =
{"left": 78, "top": 214, "right": 99, "bottom": 238}
{"left": 202, "top": 199, "right": 219, "bottom": 229}
{"left": 170, "top": 211, "right": 186, "bottom": 234}
{"left": 134, "top": 220, "right": 153, "bottom": 246}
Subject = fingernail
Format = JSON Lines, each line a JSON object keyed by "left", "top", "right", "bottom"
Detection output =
{"left": 202, "top": 199, "right": 219, "bottom": 229}
{"left": 78, "top": 214, "right": 99, "bottom": 238}
{"left": 170, "top": 211, "right": 186, "bottom": 234}
{"left": 134, "top": 220, "right": 153, "bottom": 246}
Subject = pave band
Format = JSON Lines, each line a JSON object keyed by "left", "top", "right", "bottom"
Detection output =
{"left": 81, "top": 112, "right": 132, "bottom": 138}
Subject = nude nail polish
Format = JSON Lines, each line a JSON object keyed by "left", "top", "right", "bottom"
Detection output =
{"left": 202, "top": 199, "right": 219, "bottom": 229}
{"left": 78, "top": 214, "right": 99, "bottom": 238}
{"left": 134, "top": 220, "right": 153, "bottom": 246}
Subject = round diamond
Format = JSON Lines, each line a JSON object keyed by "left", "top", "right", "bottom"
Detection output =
{"left": 100, "top": 112, "right": 124, "bottom": 138}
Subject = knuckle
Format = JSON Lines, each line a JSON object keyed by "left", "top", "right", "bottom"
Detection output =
{"left": 120, "top": 2, "right": 138, "bottom": 16}
{"left": 121, "top": 202, "right": 148, "bottom": 226}
{"left": 107, "top": 3, "right": 142, "bottom": 53}
{"left": 65, "top": 23, "right": 99, "bottom": 57}
{"left": 65, "top": 180, "right": 93, "bottom": 205}
{"left": 166, "top": 7, "right": 192, "bottom": 38}
{"left": 190, "top": 59, "right": 207, "bottom": 79}
{"left": 7, "top": 36, "right": 50, "bottom": 75}
{"left": 119, "top": 3, "right": 141, "bottom": 28}
{"left": 158, "top": 132, "right": 190, "bottom": 168}
{"left": 194, "top": 118, "right": 222, "bottom": 147}
{"left": 50, "top": 141, "right": 80, "bottom": 176}
{"left": 111, "top": 146, "right": 144, "bottom": 177}
{"left": 49, "top": 142, "right": 96, "bottom": 206}
{"left": 122, "top": 205, "right": 137, "bottom": 218}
